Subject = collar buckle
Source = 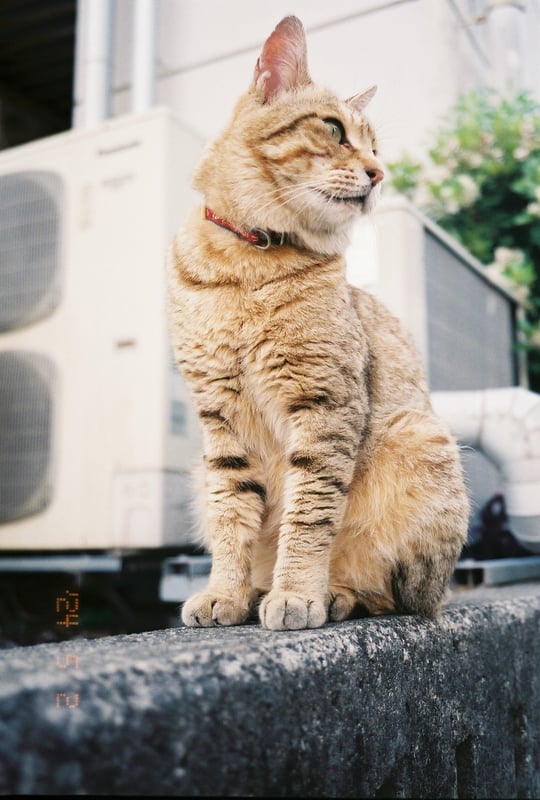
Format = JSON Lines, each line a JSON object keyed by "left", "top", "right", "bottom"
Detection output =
{"left": 252, "top": 229, "right": 272, "bottom": 250}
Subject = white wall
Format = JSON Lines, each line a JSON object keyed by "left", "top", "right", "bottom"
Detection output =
{"left": 73, "top": 0, "right": 540, "bottom": 162}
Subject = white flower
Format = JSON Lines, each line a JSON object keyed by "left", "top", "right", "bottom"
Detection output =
{"left": 526, "top": 201, "right": 540, "bottom": 217}
{"left": 456, "top": 174, "right": 480, "bottom": 206}
{"left": 432, "top": 184, "right": 460, "bottom": 215}
{"left": 492, "top": 147, "right": 504, "bottom": 160}
{"left": 485, "top": 264, "right": 512, "bottom": 287}
{"left": 485, "top": 264, "right": 530, "bottom": 303}
{"left": 492, "top": 247, "right": 525, "bottom": 268}
{"left": 534, "top": 186, "right": 540, "bottom": 202}
{"left": 424, "top": 165, "right": 452, "bottom": 184}
{"left": 513, "top": 146, "right": 530, "bottom": 160}
{"left": 445, "top": 198, "right": 460, "bottom": 215}
{"left": 513, "top": 285, "right": 531, "bottom": 304}
{"left": 463, "top": 152, "right": 483, "bottom": 168}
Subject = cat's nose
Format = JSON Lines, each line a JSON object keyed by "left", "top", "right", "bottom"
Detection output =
{"left": 366, "top": 167, "right": 384, "bottom": 186}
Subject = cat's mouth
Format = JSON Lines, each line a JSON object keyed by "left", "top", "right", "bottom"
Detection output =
{"left": 320, "top": 191, "right": 369, "bottom": 206}
{"left": 335, "top": 194, "right": 367, "bottom": 205}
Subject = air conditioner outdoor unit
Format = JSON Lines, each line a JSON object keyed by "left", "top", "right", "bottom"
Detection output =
{"left": 0, "top": 108, "right": 204, "bottom": 550}
{"left": 347, "top": 197, "right": 522, "bottom": 392}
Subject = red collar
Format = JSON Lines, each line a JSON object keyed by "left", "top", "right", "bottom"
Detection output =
{"left": 205, "top": 207, "right": 289, "bottom": 249}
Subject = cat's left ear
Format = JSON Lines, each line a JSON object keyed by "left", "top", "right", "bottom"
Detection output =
{"left": 346, "top": 85, "right": 378, "bottom": 114}
{"left": 253, "top": 16, "right": 311, "bottom": 103}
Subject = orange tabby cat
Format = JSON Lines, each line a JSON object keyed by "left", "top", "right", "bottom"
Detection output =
{"left": 168, "top": 16, "right": 469, "bottom": 630}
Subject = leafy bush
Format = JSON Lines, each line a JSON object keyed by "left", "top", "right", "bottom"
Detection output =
{"left": 387, "top": 90, "right": 540, "bottom": 388}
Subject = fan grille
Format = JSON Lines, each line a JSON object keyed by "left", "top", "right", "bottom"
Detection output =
{"left": 0, "top": 171, "right": 63, "bottom": 332}
{"left": 0, "top": 352, "right": 55, "bottom": 523}
{"left": 425, "top": 231, "right": 517, "bottom": 389}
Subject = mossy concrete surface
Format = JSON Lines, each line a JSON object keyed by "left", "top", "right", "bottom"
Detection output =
{"left": 1, "top": 583, "right": 539, "bottom": 797}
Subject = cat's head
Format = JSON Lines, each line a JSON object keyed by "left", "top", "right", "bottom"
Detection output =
{"left": 194, "top": 16, "right": 384, "bottom": 255}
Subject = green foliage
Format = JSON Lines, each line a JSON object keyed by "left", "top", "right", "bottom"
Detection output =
{"left": 387, "top": 90, "right": 540, "bottom": 388}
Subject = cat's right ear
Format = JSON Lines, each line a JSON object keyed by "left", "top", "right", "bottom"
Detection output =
{"left": 252, "top": 16, "right": 310, "bottom": 103}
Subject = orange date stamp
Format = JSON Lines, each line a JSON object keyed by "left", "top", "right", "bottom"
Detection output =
{"left": 55, "top": 589, "right": 80, "bottom": 628}
{"left": 54, "top": 589, "right": 81, "bottom": 708}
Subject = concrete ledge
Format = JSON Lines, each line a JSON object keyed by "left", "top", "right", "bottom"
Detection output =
{"left": 1, "top": 584, "right": 540, "bottom": 797}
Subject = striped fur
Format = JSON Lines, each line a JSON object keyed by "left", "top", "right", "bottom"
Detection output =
{"left": 168, "top": 16, "right": 469, "bottom": 630}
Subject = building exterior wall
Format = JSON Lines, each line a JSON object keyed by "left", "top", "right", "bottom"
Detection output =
{"left": 73, "top": 0, "right": 540, "bottom": 163}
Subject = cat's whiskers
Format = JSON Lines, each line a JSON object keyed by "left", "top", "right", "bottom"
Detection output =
{"left": 248, "top": 177, "right": 360, "bottom": 239}
{"left": 253, "top": 173, "right": 355, "bottom": 220}
{"left": 257, "top": 178, "right": 321, "bottom": 206}
{"left": 248, "top": 180, "right": 323, "bottom": 222}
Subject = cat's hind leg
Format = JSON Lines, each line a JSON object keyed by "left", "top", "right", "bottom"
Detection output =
{"left": 331, "top": 409, "right": 469, "bottom": 620}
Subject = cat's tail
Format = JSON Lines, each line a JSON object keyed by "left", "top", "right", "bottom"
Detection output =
{"left": 389, "top": 546, "right": 461, "bottom": 618}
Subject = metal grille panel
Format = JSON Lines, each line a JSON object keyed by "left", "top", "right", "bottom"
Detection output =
{"left": 0, "top": 352, "right": 55, "bottom": 523}
{"left": 0, "top": 171, "right": 63, "bottom": 332}
{"left": 425, "top": 232, "right": 517, "bottom": 390}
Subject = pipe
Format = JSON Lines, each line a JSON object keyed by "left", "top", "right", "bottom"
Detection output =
{"left": 131, "top": 0, "right": 157, "bottom": 114}
{"left": 486, "top": 0, "right": 527, "bottom": 91}
{"left": 79, "top": 0, "right": 114, "bottom": 128}
{"left": 431, "top": 387, "right": 540, "bottom": 553}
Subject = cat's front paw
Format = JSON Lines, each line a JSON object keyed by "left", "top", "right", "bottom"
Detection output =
{"left": 259, "top": 591, "right": 327, "bottom": 630}
{"left": 181, "top": 591, "right": 249, "bottom": 627}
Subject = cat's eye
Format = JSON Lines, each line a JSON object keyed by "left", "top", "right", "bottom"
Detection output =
{"left": 323, "top": 118, "right": 345, "bottom": 144}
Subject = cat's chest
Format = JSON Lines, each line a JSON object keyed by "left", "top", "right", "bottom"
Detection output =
{"left": 175, "top": 261, "right": 362, "bottom": 367}
{"left": 178, "top": 276, "right": 359, "bottom": 362}
{"left": 179, "top": 282, "right": 291, "bottom": 351}
{"left": 181, "top": 286, "right": 267, "bottom": 352}
{"left": 173, "top": 277, "right": 366, "bottom": 447}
